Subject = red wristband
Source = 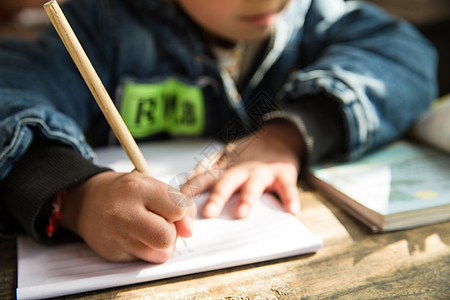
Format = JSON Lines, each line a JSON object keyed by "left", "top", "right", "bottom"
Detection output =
{"left": 46, "top": 189, "right": 66, "bottom": 238}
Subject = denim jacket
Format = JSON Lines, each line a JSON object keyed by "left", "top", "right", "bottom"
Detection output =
{"left": 0, "top": 0, "right": 438, "bottom": 182}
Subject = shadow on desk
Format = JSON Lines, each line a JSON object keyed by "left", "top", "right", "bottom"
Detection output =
{"left": 314, "top": 190, "right": 450, "bottom": 257}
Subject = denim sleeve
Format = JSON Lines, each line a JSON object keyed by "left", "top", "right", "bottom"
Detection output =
{"left": 279, "top": 0, "right": 438, "bottom": 159}
{"left": 0, "top": 0, "right": 117, "bottom": 180}
{"left": 0, "top": 139, "right": 110, "bottom": 242}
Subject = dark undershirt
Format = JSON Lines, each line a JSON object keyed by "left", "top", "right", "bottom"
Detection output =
{"left": 0, "top": 139, "right": 110, "bottom": 243}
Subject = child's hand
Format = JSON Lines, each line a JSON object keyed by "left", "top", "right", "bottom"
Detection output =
{"left": 181, "top": 121, "right": 304, "bottom": 219}
{"left": 59, "top": 171, "right": 196, "bottom": 263}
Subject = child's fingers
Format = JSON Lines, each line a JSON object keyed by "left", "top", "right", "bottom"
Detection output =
{"left": 279, "top": 183, "right": 301, "bottom": 215}
{"left": 202, "top": 167, "right": 249, "bottom": 218}
{"left": 136, "top": 176, "right": 190, "bottom": 222}
{"left": 186, "top": 160, "right": 300, "bottom": 220}
{"left": 86, "top": 213, "right": 177, "bottom": 263}
{"left": 129, "top": 241, "right": 176, "bottom": 263}
{"left": 180, "top": 166, "right": 221, "bottom": 197}
{"left": 174, "top": 204, "right": 197, "bottom": 238}
{"left": 192, "top": 152, "right": 223, "bottom": 176}
{"left": 104, "top": 237, "right": 175, "bottom": 263}
{"left": 181, "top": 151, "right": 232, "bottom": 197}
{"left": 130, "top": 209, "right": 178, "bottom": 251}
{"left": 270, "top": 164, "right": 300, "bottom": 214}
{"left": 235, "top": 169, "right": 274, "bottom": 218}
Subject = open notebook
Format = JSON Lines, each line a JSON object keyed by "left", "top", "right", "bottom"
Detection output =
{"left": 16, "top": 139, "right": 323, "bottom": 299}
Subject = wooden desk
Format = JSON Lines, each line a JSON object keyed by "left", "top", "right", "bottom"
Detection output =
{"left": 1, "top": 189, "right": 449, "bottom": 299}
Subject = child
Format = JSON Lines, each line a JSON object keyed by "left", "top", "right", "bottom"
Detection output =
{"left": 0, "top": 0, "right": 438, "bottom": 262}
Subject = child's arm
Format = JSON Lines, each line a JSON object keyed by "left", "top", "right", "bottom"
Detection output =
{"left": 279, "top": 0, "right": 438, "bottom": 158}
{"left": 0, "top": 139, "right": 195, "bottom": 263}
{"left": 181, "top": 120, "right": 303, "bottom": 218}
{"left": 182, "top": 95, "right": 346, "bottom": 219}
{"left": 0, "top": 139, "right": 109, "bottom": 241}
{"left": 206, "top": 121, "right": 302, "bottom": 219}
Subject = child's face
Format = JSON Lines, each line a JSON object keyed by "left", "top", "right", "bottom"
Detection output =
{"left": 176, "top": 0, "right": 290, "bottom": 42}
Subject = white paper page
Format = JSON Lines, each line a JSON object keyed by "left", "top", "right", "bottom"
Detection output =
{"left": 17, "top": 139, "right": 322, "bottom": 299}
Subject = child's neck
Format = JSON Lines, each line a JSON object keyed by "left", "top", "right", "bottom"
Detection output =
{"left": 202, "top": 31, "right": 238, "bottom": 49}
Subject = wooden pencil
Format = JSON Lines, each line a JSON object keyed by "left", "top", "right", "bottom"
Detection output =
{"left": 43, "top": 0, "right": 151, "bottom": 175}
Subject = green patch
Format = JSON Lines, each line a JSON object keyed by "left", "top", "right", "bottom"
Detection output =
{"left": 120, "top": 78, "right": 205, "bottom": 138}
